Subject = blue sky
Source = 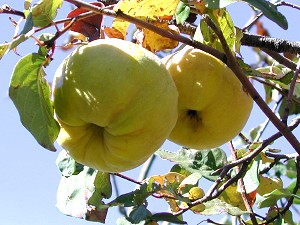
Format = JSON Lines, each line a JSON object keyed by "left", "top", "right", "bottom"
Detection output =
{"left": 1, "top": 1, "right": 300, "bottom": 225}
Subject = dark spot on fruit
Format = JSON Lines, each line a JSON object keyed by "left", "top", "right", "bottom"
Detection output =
{"left": 187, "top": 109, "right": 201, "bottom": 122}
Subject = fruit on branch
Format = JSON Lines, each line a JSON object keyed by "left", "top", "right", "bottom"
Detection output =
{"left": 187, "top": 187, "right": 206, "bottom": 212}
{"left": 256, "top": 175, "right": 283, "bottom": 196}
{"left": 162, "top": 46, "right": 253, "bottom": 150}
{"left": 52, "top": 38, "right": 178, "bottom": 172}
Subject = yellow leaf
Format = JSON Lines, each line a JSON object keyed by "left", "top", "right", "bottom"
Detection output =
{"left": 107, "top": 0, "right": 179, "bottom": 45}
{"left": 147, "top": 172, "right": 186, "bottom": 212}
{"left": 218, "top": 183, "right": 247, "bottom": 211}
{"left": 136, "top": 23, "right": 179, "bottom": 52}
{"left": 193, "top": 0, "right": 207, "bottom": 14}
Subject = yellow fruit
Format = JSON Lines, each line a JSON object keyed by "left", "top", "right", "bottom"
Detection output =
{"left": 257, "top": 176, "right": 283, "bottom": 196}
{"left": 162, "top": 46, "right": 253, "bottom": 150}
{"left": 53, "top": 38, "right": 178, "bottom": 172}
{"left": 188, "top": 187, "right": 206, "bottom": 212}
{"left": 188, "top": 187, "right": 205, "bottom": 200}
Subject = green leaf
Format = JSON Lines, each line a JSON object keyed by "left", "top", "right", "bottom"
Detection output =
{"left": 31, "top": 0, "right": 63, "bottom": 27}
{"left": 175, "top": 1, "right": 190, "bottom": 24}
{"left": 151, "top": 212, "right": 187, "bottom": 224}
{"left": 283, "top": 210, "right": 296, "bottom": 225}
{"left": 109, "top": 192, "right": 136, "bottom": 208}
{"left": 56, "top": 150, "right": 84, "bottom": 177}
{"left": 20, "top": 12, "right": 34, "bottom": 35}
{"left": 203, "top": 0, "right": 287, "bottom": 29}
{"left": 0, "top": 43, "right": 9, "bottom": 60}
{"left": 195, "top": 8, "right": 235, "bottom": 52}
{"left": 258, "top": 188, "right": 292, "bottom": 208}
{"left": 287, "top": 180, "right": 300, "bottom": 204}
{"left": 202, "top": 198, "right": 248, "bottom": 216}
{"left": 128, "top": 205, "right": 151, "bottom": 224}
{"left": 238, "top": 154, "right": 260, "bottom": 193}
{"left": 156, "top": 148, "right": 227, "bottom": 181}
{"left": 278, "top": 96, "right": 300, "bottom": 119}
{"left": 8, "top": 29, "right": 35, "bottom": 54}
{"left": 56, "top": 167, "right": 108, "bottom": 222}
{"left": 88, "top": 172, "right": 112, "bottom": 209}
{"left": 243, "top": 0, "right": 288, "bottom": 29}
{"left": 9, "top": 53, "right": 60, "bottom": 151}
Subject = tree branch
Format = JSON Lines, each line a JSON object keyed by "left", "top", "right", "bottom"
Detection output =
{"left": 63, "top": 0, "right": 227, "bottom": 62}
{"left": 241, "top": 32, "right": 300, "bottom": 55}
{"left": 0, "top": 4, "right": 25, "bottom": 18}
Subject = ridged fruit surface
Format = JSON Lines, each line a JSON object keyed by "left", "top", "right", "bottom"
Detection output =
{"left": 53, "top": 38, "right": 178, "bottom": 172}
{"left": 162, "top": 46, "right": 253, "bottom": 150}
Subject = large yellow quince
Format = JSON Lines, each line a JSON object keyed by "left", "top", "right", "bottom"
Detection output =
{"left": 162, "top": 46, "right": 253, "bottom": 150}
{"left": 52, "top": 38, "right": 178, "bottom": 172}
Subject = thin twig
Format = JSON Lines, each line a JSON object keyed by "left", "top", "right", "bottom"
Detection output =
{"left": 242, "top": 1, "right": 300, "bottom": 31}
{"left": 281, "top": 58, "right": 300, "bottom": 124}
{"left": 0, "top": 4, "right": 25, "bottom": 18}
{"left": 261, "top": 48, "right": 297, "bottom": 71}
{"left": 228, "top": 141, "right": 257, "bottom": 225}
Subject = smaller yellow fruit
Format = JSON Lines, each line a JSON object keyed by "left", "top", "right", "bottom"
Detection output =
{"left": 162, "top": 46, "right": 253, "bottom": 150}
{"left": 188, "top": 187, "right": 205, "bottom": 200}
{"left": 188, "top": 187, "right": 206, "bottom": 212}
{"left": 257, "top": 176, "right": 283, "bottom": 196}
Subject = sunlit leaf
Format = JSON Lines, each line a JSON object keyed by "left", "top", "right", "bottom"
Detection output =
{"left": 56, "top": 167, "right": 108, "bottom": 222}
{"left": 135, "top": 23, "right": 179, "bottom": 52}
{"left": 202, "top": 198, "right": 248, "bottom": 216}
{"left": 237, "top": 153, "right": 260, "bottom": 193}
{"left": 0, "top": 43, "right": 9, "bottom": 60}
{"left": 106, "top": 0, "right": 179, "bottom": 51}
{"left": 283, "top": 210, "right": 296, "bottom": 225}
{"left": 8, "top": 29, "right": 35, "bottom": 53}
{"left": 200, "top": 0, "right": 287, "bottom": 29}
{"left": 258, "top": 188, "right": 292, "bottom": 208}
{"left": 195, "top": 8, "right": 235, "bottom": 52}
{"left": 31, "top": 0, "right": 63, "bottom": 27}
{"left": 175, "top": 1, "right": 190, "bottom": 24}
{"left": 287, "top": 180, "right": 300, "bottom": 204}
{"left": 56, "top": 150, "right": 84, "bottom": 177}
{"left": 218, "top": 183, "right": 247, "bottom": 211}
{"left": 147, "top": 172, "right": 186, "bottom": 212}
{"left": 9, "top": 53, "right": 59, "bottom": 151}
{"left": 156, "top": 148, "right": 227, "bottom": 181}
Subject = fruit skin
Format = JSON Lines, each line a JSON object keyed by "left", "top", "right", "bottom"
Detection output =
{"left": 162, "top": 46, "right": 253, "bottom": 150}
{"left": 53, "top": 38, "right": 178, "bottom": 172}
{"left": 186, "top": 187, "right": 206, "bottom": 213}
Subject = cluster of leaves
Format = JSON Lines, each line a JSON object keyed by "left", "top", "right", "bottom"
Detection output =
{"left": 1, "top": 0, "right": 300, "bottom": 224}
